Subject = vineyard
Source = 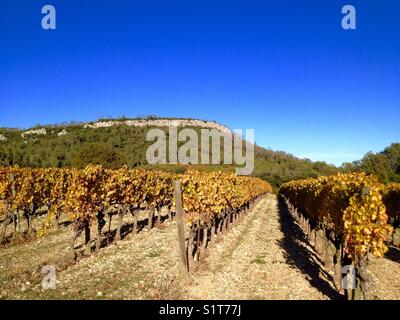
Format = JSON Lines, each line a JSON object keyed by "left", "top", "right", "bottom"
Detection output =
{"left": 0, "top": 166, "right": 271, "bottom": 258}
{"left": 279, "top": 173, "right": 400, "bottom": 299}
{"left": 0, "top": 166, "right": 399, "bottom": 300}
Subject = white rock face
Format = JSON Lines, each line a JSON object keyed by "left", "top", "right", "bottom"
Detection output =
{"left": 0, "top": 134, "right": 6, "bottom": 141}
{"left": 21, "top": 128, "right": 47, "bottom": 138}
{"left": 58, "top": 129, "right": 69, "bottom": 136}
{"left": 84, "top": 119, "right": 231, "bottom": 133}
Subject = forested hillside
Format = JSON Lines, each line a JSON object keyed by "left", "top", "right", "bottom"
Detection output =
{"left": 0, "top": 117, "right": 338, "bottom": 188}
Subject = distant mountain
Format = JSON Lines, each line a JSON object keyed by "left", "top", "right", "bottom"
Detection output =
{"left": 0, "top": 116, "right": 339, "bottom": 188}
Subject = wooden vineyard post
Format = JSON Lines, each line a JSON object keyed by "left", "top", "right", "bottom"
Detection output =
{"left": 188, "top": 226, "right": 196, "bottom": 271}
{"left": 174, "top": 180, "right": 189, "bottom": 274}
{"left": 315, "top": 229, "right": 323, "bottom": 255}
{"left": 84, "top": 220, "right": 91, "bottom": 255}
{"left": 310, "top": 228, "right": 316, "bottom": 247}
{"left": 115, "top": 205, "right": 123, "bottom": 241}
{"left": 147, "top": 206, "right": 153, "bottom": 230}
{"left": 199, "top": 224, "right": 208, "bottom": 257}
{"left": 194, "top": 226, "right": 201, "bottom": 261}
{"left": 210, "top": 221, "right": 216, "bottom": 247}
{"left": 324, "top": 239, "right": 335, "bottom": 270}
{"left": 10, "top": 173, "right": 20, "bottom": 234}
{"left": 333, "top": 242, "right": 343, "bottom": 292}
{"left": 353, "top": 254, "right": 374, "bottom": 300}
{"left": 130, "top": 208, "right": 138, "bottom": 234}
{"left": 96, "top": 210, "right": 105, "bottom": 253}
{"left": 167, "top": 207, "right": 172, "bottom": 221}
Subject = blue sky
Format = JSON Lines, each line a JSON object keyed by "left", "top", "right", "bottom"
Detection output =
{"left": 1, "top": 1, "right": 399, "bottom": 166}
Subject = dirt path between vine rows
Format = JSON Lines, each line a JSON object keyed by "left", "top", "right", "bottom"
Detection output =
{"left": 183, "top": 194, "right": 340, "bottom": 300}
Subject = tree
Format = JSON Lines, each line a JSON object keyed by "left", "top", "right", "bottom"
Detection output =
{"left": 358, "top": 152, "right": 394, "bottom": 183}
{"left": 71, "top": 143, "right": 125, "bottom": 169}
{"left": 382, "top": 143, "right": 400, "bottom": 176}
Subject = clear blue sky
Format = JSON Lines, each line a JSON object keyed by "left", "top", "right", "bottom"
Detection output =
{"left": 1, "top": 1, "right": 399, "bottom": 166}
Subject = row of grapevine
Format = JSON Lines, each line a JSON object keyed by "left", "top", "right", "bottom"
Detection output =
{"left": 0, "top": 166, "right": 272, "bottom": 258}
{"left": 279, "top": 173, "right": 398, "bottom": 300}
{"left": 180, "top": 170, "right": 269, "bottom": 267}
{"left": 382, "top": 183, "right": 400, "bottom": 248}
{"left": 0, "top": 167, "right": 72, "bottom": 241}
{"left": 382, "top": 183, "right": 400, "bottom": 226}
